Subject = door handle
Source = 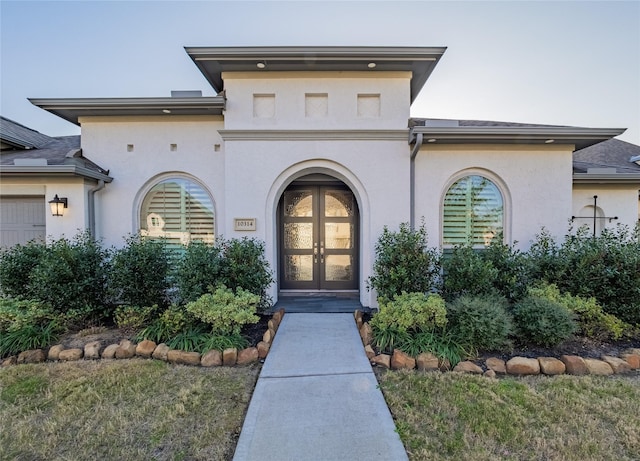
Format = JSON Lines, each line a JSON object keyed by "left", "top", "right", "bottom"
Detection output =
{"left": 313, "top": 243, "right": 318, "bottom": 263}
{"left": 320, "top": 242, "right": 324, "bottom": 263}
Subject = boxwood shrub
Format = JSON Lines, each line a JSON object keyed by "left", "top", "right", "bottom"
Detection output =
{"left": 512, "top": 296, "right": 577, "bottom": 347}
{"left": 447, "top": 294, "right": 513, "bottom": 352}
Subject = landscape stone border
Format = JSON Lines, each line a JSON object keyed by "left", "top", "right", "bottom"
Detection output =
{"left": 1, "top": 309, "right": 285, "bottom": 368}
{"left": 354, "top": 311, "right": 640, "bottom": 378}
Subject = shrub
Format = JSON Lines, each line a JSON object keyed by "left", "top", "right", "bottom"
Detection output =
{"left": 527, "top": 225, "right": 640, "bottom": 325}
{"left": 447, "top": 294, "right": 513, "bottom": 352}
{"left": 114, "top": 305, "right": 158, "bottom": 331}
{"left": 527, "top": 283, "right": 627, "bottom": 340}
{"left": 0, "top": 298, "right": 53, "bottom": 332}
{"left": 186, "top": 285, "right": 260, "bottom": 335}
{"left": 109, "top": 235, "right": 170, "bottom": 308}
{"left": 0, "top": 241, "right": 47, "bottom": 299}
{"left": 0, "top": 298, "right": 62, "bottom": 357}
{"left": 136, "top": 304, "right": 194, "bottom": 343}
{"left": 0, "top": 233, "right": 111, "bottom": 323}
{"left": 370, "top": 292, "right": 447, "bottom": 351}
{"left": 219, "top": 237, "right": 274, "bottom": 310}
{"left": 482, "top": 238, "right": 531, "bottom": 302}
{"left": 368, "top": 222, "right": 441, "bottom": 302}
{"left": 175, "top": 241, "right": 224, "bottom": 304}
{"left": 441, "top": 246, "right": 498, "bottom": 300}
{"left": 512, "top": 296, "right": 577, "bottom": 347}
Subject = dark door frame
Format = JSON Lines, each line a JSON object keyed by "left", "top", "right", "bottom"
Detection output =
{"left": 278, "top": 179, "right": 359, "bottom": 293}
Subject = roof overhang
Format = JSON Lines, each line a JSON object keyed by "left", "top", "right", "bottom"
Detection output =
{"left": 1, "top": 136, "right": 36, "bottom": 150}
{"left": 0, "top": 165, "right": 113, "bottom": 182}
{"left": 29, "top": 97, "right": 226, "bottom": 126}
{"left": 410, "top": 126, "right": 626, "bottom": 151}
{"left": 185, "top": 46, "right": 447, "bottom": 103}
{"left": 573, "top": 173, "right": 640, "bottom": 185}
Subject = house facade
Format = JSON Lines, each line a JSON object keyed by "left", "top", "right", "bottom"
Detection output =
{"left": 2, "top": 46, "right": 638, "bottom": 308}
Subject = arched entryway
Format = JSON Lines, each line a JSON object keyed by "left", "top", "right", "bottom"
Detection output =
{"left": 278, "top": 174, "right": 359, "bottom": 293}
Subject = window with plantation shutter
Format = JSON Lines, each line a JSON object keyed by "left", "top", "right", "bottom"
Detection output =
{"left": 140, "top": 178, "right": 214, "bottom": 248}
{"left": 443, "top": 175, "right": 503, "bottom": 247}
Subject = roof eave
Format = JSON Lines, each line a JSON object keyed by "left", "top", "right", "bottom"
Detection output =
{"left": 0, "top": 165, "right": 113, "bottom": 182}
{"left": 410, "top": 126, "right": 626, "bottom": 150}
{"left": 185, "top": 46, "right": 447, "bottom": 102}
{"left": 0, "top": 136, "right": 37, "bottom": 150}
{"left": 29, "top": 97, "right": 226, "bottom": 125}
{"left": 573, "top": 173, "right": 640, "bottom": 184}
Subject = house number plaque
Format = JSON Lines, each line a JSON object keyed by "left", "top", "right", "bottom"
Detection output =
{"left": 234, "top": 218, "right": 256, "bottom": 231}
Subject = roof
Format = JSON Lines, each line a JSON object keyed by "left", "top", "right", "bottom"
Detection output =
{"left": 0, "top": 120, "right": 112, "bottom": 182}
{"left": 409, "top": 118, "right": 626, "bottom": 151}
{"left": 1, "top": 116, "right": 52, "bottom": 149}
{"left": 29, "top": 96, "right": 226, "bottom": 126}
{"left": 573, "top": 138, "right": 640, "bottom": 174}
{"left": 185, "top": 46, "right": 447, "bottom": 103}
{"left": 572, "top": 138, "right": 640, "bottom": 184}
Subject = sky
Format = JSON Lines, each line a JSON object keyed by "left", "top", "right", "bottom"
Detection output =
{"left": 1, "top": 0, "right": 639, "bottom": 145}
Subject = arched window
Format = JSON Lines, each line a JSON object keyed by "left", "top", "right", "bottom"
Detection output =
{"left": 140, "top": 178, "right": 214, "bottom": 248}
{"left": 443, "top": 175, "right": 503, "bottom": 247}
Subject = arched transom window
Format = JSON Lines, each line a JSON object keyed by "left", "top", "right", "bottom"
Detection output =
{"left": 140, "top": 178, "right": 214, "bottom": 247}
{"left": 443, "top": 175, "right": 503, "bottom": 247}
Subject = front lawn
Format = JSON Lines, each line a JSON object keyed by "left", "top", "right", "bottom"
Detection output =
{"left": 378, "top": 370, "right": 640, "bottom": 461}
{"left": 0, "top": 360, "right": 260, "bottom": 460}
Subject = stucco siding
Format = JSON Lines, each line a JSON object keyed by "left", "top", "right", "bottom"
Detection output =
{"left": 222, "top": 71, "right": 411, "bottom": 130}
{"left": 414, "top": 144, "right": 574, "bottom": 250}
{"left": 223, "top": 137, "right": 410, "bottom": 307}
{"left": 572, "top": 184, "right": 639, "bottom": 234}
{"left": 79, "top": 116, "right": 225, "bottom": 248}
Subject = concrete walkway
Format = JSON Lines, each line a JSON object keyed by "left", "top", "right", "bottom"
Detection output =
{"left": 233, "top": 313, "right": 408, "bottom": 461}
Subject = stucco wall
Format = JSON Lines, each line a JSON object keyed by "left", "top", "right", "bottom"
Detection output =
{"left": 572, "top": 184, "right": 639, "bottom": 235}
{"left": 79, "top": 116, "right": 225, "bottom": 248}
{"left": 222, "top": 71, "right": 411, "bottom": 130}
{"left": 222, "top": 135, "right": 410, "bottom": 307}
{"left": 414, "top": 144, "right": 574, "bottom": 251}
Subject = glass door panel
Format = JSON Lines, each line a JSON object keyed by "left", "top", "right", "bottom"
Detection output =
{"left": 284, "top": 255, "right": 314, "bottom": 282}
{"left": 324, "top": 223, "right": 352, "bottom": 249}
{"left": 324, "top": 255, "right": 353, "bottom": 282}
{"left": 284, "top": 223, "right": 314, "bottom": 249}
{"left": 280, "top": 185, "right": 358, "bottom": 290}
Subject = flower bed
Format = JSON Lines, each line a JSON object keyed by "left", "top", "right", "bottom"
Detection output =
{"left": 2, "top": 309, "right": 285, "bottom": 368}
{"left": 355, "top": 311, "right": 640, "bottom": 377}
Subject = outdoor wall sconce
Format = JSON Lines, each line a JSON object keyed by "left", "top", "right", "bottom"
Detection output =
{"left": 49, "top": 195, "right": 68, "bottom": 217}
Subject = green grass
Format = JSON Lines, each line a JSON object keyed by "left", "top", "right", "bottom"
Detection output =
{"left": 3, "top": 358, "right": 639, "bottom": 461}
{"left": 378, "top": 370, "right": 640, "bottom": 461}
{"left": 0, "top": 359, "right": 260, "bottom": 460}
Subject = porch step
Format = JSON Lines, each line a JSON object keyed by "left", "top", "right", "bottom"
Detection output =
{"left": 273, "top": 295, "right": 366, "bottom": 313}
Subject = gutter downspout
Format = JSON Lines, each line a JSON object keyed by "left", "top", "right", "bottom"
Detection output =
{"left": 410, "top": 132, "right": 423, "bottom": 229}
{"left": 88, "top": 180, "right": 105, "bottom": 238}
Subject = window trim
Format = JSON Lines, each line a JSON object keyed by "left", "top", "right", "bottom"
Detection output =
{"left": 133, "top": 172, "right": 217, "bottom": 243}
{"left": 440, "top": 169, "right": 510, "bottom": 248}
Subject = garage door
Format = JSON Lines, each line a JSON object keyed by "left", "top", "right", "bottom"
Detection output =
{"left": 0, "top": 197, "right": 46, "bottom": 248}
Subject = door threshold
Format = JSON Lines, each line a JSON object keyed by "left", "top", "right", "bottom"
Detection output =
{"left": 279, "top": 290, "right": 359, "bottom": 299}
